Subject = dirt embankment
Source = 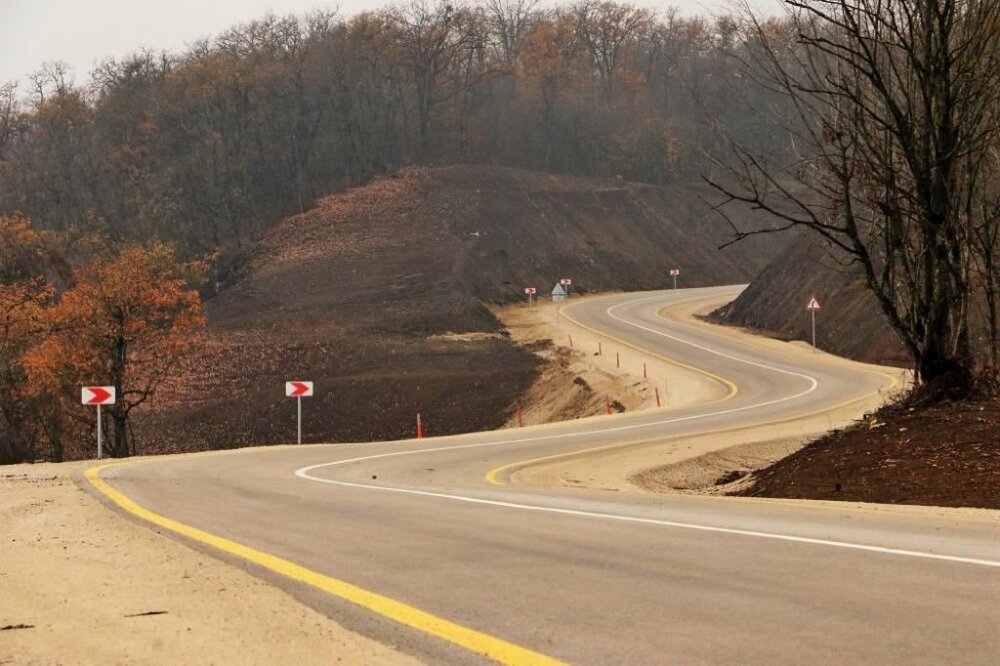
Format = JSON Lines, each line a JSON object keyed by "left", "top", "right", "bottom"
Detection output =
{"left": 494, "top": 297, "right": 726, "bottom": 428}
{"left": 132, "top": 165, "right": 785, "bottom": 455}
{"left": 739, "top": 396, "right": 1000, "bottom": 509}
{"left": 0, "top": 463, "right": 416, "bottom": 665}
{"left": 713, "top": 231, "right": 909, "bottom": 366}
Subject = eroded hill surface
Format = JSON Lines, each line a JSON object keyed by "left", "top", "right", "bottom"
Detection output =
{"left": 135, "top": 166, "right": 784, "bottom": 452}
{"left": 713, "top": 231, "right": 909, "bottom": 366}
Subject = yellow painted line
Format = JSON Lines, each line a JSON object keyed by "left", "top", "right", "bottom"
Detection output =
{"left": 84, "top": 461, "right": 565, "bottom": 666}
{"left": 487, "top": 295, "right": 904, "bottom": 487}
{"left": 484, "top": 381, "right": 895, "bottom": 486}
{"left": 559, "top": 299, "right": 740, "bottom": 402}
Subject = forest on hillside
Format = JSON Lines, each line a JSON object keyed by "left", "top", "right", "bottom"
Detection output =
{"left": 0, "top": 0, "right": 784, "bottom": 260}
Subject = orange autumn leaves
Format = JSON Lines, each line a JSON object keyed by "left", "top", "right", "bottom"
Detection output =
{"left": 1, "top": 221, "right": 205, "bottom": 461}
{"left": 27, "top": 243, "right": 204, "bottom": 391}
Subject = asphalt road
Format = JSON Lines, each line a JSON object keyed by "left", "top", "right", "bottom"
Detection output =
{"left": 93, "top": 287, "right": 1000, "bottom": 665}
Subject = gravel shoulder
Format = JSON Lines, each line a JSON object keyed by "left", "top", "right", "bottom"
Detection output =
{"left": 0, "top": 462, "right": 418, "bottom": 665}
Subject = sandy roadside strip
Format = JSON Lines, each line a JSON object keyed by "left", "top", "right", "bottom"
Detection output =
{"left": 0, "top": 463, "right": 419, "bottom": 665}
{"left": 498, "top": 292, "right": 908, "bottom": 494}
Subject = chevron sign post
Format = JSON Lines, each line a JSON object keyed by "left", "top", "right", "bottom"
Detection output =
{"left": 806, "top": 296, "right": 822, "bottom": 349}
{"left": 286, "top": 381, "right": 314, "bottom": 445}
{"left": 81, "top": 386, "right": 116, "bottom": 460}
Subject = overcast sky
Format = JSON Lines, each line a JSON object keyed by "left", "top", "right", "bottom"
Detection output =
{"left": 1, "top": 0, "right": 780, "bottom": 89}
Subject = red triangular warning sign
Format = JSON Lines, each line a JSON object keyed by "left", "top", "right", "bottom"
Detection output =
{"left": 806, "top": 297, "right": 821, "bottom": 311}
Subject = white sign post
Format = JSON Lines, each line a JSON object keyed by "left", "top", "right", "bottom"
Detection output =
{"left": 524, "top": 286, "right": 536, "bottom": 307}
{"left": 81, "top": 386, "right": 116, "bottom": 459}
{"left": 285, "top": 381, "right": 314, "bottom": 444}
{"left": 670, "top": 268, "right": 680, "bottom": 290}
{"left": 806, "top": 296, "right": 822, "bottom": 349}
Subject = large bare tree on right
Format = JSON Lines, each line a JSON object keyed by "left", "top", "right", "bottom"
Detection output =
{"left": 710, "top": 0, "right": 1000, "bottom": 393}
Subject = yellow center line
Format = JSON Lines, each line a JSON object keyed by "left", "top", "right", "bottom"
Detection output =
{"left": 84, "top": 461, "right": 565, "bottom": 666}
{"left": 486, "top": 294, "right": 903, "bottom": 486}
{"left": 558, "top": 296, "right": 740, "bottom": 401}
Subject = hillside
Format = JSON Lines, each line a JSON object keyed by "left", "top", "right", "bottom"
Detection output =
{"left": 713, "top": 231, "right": 909, "bottom": 366}
{"left": 134, "top": 166, "right": 786, "bottom": 453}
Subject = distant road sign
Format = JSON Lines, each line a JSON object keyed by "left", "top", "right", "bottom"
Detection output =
{"left": 806, "top": 297, "right": 822, "bottom": 311}
{"left": 524, "top": 287, "right": 537, "bottom": 295}
{"left": 560, "top": 278, "right": 572, "bottom": 286}
{"left": 670, "top": 269, "right": 680, "bottom": 276}
{"left": 81, "top": 386, "right": 116, "bottom": 405}
{"left": 286, "top": 381, "right": 314, "bottom": 397}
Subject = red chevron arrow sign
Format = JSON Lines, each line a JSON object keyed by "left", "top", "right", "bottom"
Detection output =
{"left": 285, "top": 381, "right": 314, "bottom": 397}
{"left": 81, "top": 386, "right": 116, "bottom": 405}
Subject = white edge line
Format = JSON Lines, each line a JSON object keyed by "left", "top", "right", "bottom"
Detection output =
{"left": 291, "top": 473, "right": 1000, "bottom": 569}
{"left": 294, "top": 292, "right": 999, "bottom": 569}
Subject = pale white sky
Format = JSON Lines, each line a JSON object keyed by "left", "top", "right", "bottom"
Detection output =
{"left": 0, "top": 0, "right": 781, "bottom": 88}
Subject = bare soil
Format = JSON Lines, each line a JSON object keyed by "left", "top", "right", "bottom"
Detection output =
{"left": 0, "top": 463, "right": 416, "bottom": 665}
{"left": 713, "top": 231, "right": 909, "bottom": 366}
{"left": 130, "top": 165, "right": 783, "bottom": 456}
{"left": 739, "top": 396, "right": 1000, "bottom": 509}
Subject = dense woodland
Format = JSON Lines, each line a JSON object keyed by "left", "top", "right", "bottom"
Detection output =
{"left": 0, "top": 1, "right": 782, "bottom": 260}
{"left": 3, "top": 0, "right": 999, "bottom": 462}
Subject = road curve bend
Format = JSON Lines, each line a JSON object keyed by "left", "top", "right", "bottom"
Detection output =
{"left": 88, "top": 287, "right": 1000, "bottom": 665}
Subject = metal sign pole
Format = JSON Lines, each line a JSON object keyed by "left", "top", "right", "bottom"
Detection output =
{"left": 297, "top": 396, "right": 302, "bottom": 445}
{"left": 811, "top": 308, "right": 817, "bottom": 349}
{"left": 97, "top": 404, "right": 102, "bottom": 460}
{"left": 673, "top": 274, "right": 677, "bottom": 290}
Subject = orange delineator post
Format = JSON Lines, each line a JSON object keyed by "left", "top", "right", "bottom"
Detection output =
{"left": 643, "top": 362, "right": 647, "bottom": 378}
{"left": 605, "top": 396, "right": 612, "bottom": 415}
{"left": 416, "top": 412, "right": 423, "bottom": 439}
{"left": 616, "top": 352, "right": 620, "bottom": 368}
{"left": 569, "top": 334, "right": 574, "bottom": 349}
{"left": 598, "top": 341, "right": 602, "bottom": 355}
{"left": 655, "top": 387, "right": 661, "bottom": 407}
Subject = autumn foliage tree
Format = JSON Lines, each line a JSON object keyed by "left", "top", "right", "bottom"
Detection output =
{"left": 26, "top": 243, "right": 204, "bottom": 458}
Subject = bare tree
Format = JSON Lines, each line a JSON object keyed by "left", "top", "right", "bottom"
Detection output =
{"left": 482, "top": 0, "right": 541, "bottom": 68}
{"left": 0, "top": 82, "right": 17, "bottom": 161}
{"left": 29, "top": 61, "right": 74, "bottom": 104}
{"left": 387, "top": 0, "right": 475, "bottom": 158}
{"left": 571, "top": 0, "right": 652, "bottom": 100}
{"left": 709, "top": 0, "right": 1000, "bottom": 391}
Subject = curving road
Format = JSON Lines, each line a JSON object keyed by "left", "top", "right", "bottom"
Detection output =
{"left": 88, "top": 287, "right": 1000, "bottom": 665}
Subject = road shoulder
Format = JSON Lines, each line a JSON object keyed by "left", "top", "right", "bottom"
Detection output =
{"left": 0, "top": 461, "right": 417, "bottom": 665}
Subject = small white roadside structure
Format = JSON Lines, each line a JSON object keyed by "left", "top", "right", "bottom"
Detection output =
{"left": 551, "top": 283, "right": 567, "bottom": 303}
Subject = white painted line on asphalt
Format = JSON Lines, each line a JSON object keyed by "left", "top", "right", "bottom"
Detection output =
{"left": 292, "top": 472, "right": 1000, "bottom": 569}
{"left": 296, "top": 292, "right": 1000, "bottom": 565}
{"left": 605, "top": 292, "right": 819, "bottom": 384}
{"left": 293, "top": 292, "right": 993, "bottom": 567}
{"left": 297, "top": 290, "right": 820, "bottom": 467}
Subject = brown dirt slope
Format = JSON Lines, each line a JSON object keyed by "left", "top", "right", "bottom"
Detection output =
{"left": 133, "top": 165, "right": 785, "bottom": 453}
{"left": 713, "top": 231, "right": 908, "bottom": 366}
{"left": 739, "top": 396, "right": 1000, "bottom": 509}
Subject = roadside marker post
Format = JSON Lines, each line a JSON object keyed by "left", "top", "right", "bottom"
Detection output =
{"left": 605, "top": 396, "right": 612, "bottom": 415}
{"left": 598, "top": 341, "right": 602, "bottom": 355}
{"left": 285, "top": 381, "right": 314, "bottom": 444}
{"left": 655, "top": 387, "right": 661, "bottom": 407}
{"left": 806, "top": 296, "right": 822, "bottom": 349}
{"left": 569, "top": 334, "right": 574, "bottom": 349}
{"left": 82, "top": 386, "right": 116, "bottom": 460}
{"left": 616, "top": 352, "right": 620, "bottom": 369}
{"left": 416, "top": 412, "right": 423, "bottom": 439}
{"left": 524, "top": 286, "right": 536, "bottom": 307}
{"left": 643, "top": 362, "right": 647, "bottom": 379}
{"left": 670, "top": 268, "right": 680, "bottom": 290}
